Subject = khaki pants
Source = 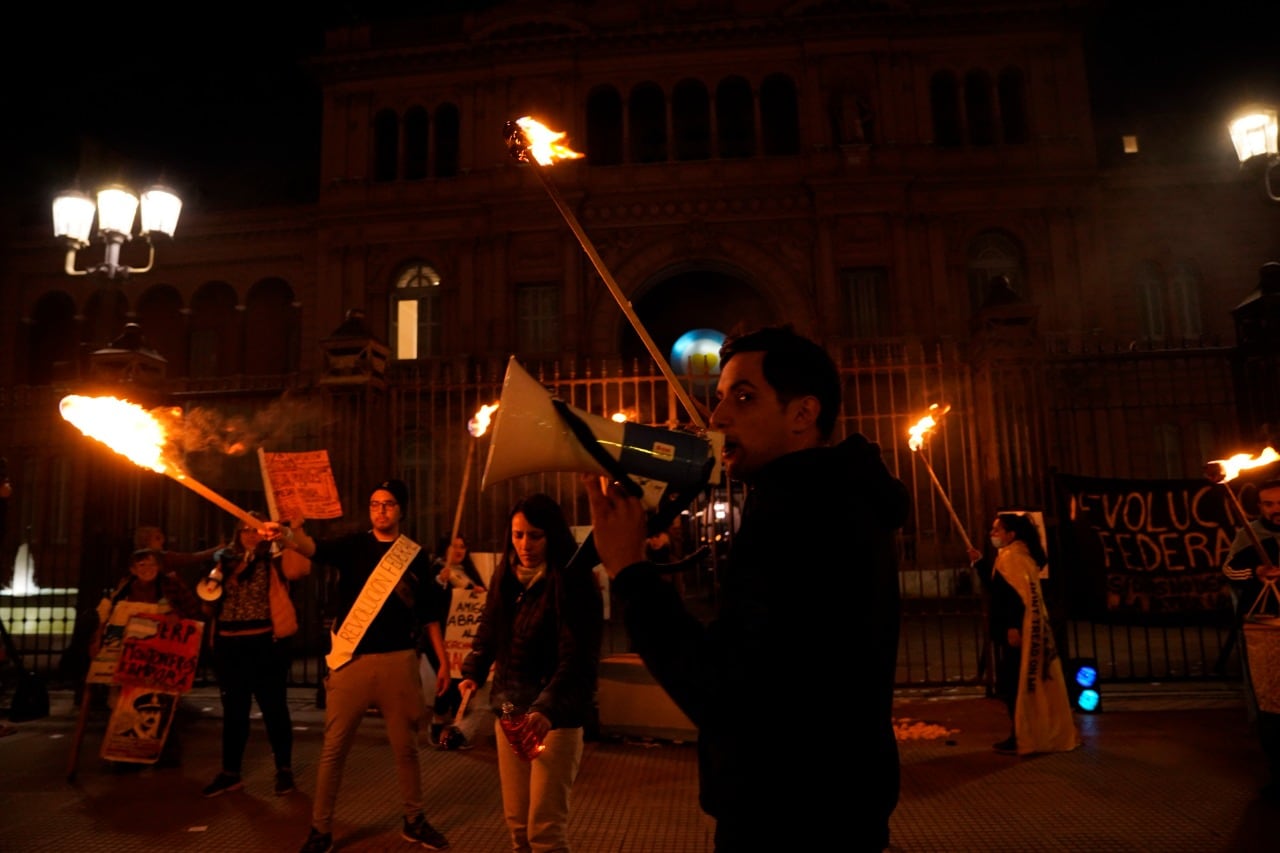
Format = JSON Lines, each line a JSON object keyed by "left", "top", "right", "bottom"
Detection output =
{"left": 494, "top": 720, "right": 583, "bottom": 852}
{"left": 312, "top": 650, "right": 426, "bottom": 833}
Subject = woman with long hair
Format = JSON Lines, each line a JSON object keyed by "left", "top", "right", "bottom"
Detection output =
{"left": 201, "top": 514, "right": 309, "bottom": 797}
{"left": 459, "top": 494, "right": 603, "bottom": 852}
{"left": 977, "top": 512, "right": 1079, "bottom": 756}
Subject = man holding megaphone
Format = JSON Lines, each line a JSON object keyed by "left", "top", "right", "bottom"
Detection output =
{"left": 584, "top": 325, "right": 911, "bottom": 853}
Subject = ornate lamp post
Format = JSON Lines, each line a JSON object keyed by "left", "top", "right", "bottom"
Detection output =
{"left": 52, "top": 184, "right": 182, "bottom": 279}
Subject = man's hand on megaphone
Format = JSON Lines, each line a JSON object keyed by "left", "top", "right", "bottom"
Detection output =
{"left": 581, "top": 474, "right": 649, "bottom": 579}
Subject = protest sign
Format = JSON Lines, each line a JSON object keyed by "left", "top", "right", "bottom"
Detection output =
{"left": 258, "top": 448, "right": 344, "bottom": 521}
{"left": 443, "top": 589, "right": 486, "bottom": 674}
{"left": 86, "top": 600, "right": 166, "bottom": 684}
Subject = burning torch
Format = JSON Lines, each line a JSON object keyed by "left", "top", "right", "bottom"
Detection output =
{"left": 908, "top": 403, "right": 975, "bottom": 553}
{"left": 1205, "top": 446, "right": 1280, "bottom": 571}
{"left": 451, "top": 402, "right": 499, "bottom": 549}
{"left": 504, "top": 116, "right": 706, "bottom": 430}
{"left": 59, "top": 394, "right": 265, "bottom": 598}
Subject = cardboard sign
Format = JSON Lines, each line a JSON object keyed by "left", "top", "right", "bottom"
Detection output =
{"left": 101, "top": 684, "right": 179, "bottom": 764}
{"left": 87, "top": 600, "right": 166, "bottom": 684}
{"left": 112, "top": 613, "right": 204, "bottom": 693}
{"left": 258, "top": 448, "right": 344, "bottom": 521}
{"left": 443, "top": 588, "right": 486, "bottom": 674}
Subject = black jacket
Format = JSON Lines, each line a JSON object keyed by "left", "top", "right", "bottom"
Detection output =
{"left": 611, "top": 434, "right": 909, "bottom": 848}
{"left": 461, "top": 556, "right": 603, "bottom": 729}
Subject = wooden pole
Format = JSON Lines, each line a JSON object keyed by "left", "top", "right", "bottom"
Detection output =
{"left": 450, "top": 440, "right": 476, "bottom": 545}
{"left": 524, "top": 161, "right": 706, "bottom": 429}
{"left": 169, "top": 472, "right": 262, "bottom": 529}
{"left": 916, "top": 449, "right": 975, "bottom": 553}
{"left": 66, "top": 681, "right": 95, "bottom": 782}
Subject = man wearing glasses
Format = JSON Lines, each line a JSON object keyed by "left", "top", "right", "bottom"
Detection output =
{"left": 264, "top": 479, "right": 452, "bottom": 853}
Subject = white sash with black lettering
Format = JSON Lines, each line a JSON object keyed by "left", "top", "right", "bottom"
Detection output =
{"left": 325, "top": 534, "right": 421, "bottom": 672}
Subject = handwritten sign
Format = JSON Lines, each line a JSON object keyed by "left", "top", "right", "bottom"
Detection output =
{"left": 259, "top": 449, "right": 343, "bottom": 520}
{"left": 1056, "top": 474, "right": 1235, "bottom": 619}
{"left": 444, "top": 589, "right": 486, "bottom": 674}
{"left": 87, "top": 600, "right": 166, "bottom": 684}
{"left": 113, "top": 614, "right": 205, "bottom": 692}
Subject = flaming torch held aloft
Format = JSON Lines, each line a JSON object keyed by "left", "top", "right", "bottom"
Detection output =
{"left": 59, "top": 394, "right": 262, "bottom": 529}
{"left": 1205, "top": 446, "right": 1280, "bottom": 570}
{"left": 505, "top": 116, "right": 706, "bottom": 429}
{"left": 907, "top": 403, "right": 975, "bottom": 553}
{"left": 451, "top": 402, "right": 500, "bottom": 545}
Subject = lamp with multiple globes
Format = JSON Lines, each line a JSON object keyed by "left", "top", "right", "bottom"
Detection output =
{"left": 1228, "top": 106, "right": 1279, "bottom": 202}
{"left": 52, "top": 184, "right": 182, "bottom": 280}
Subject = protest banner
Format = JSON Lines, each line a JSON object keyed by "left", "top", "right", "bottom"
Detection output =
{"left": 1055, "top": 473, "right": 1236, "bottom": 622}
{"left": 86, "top": 600, "right": 167, "bottom": 684}
{"left": 258, "top": 448, "right": 344, "bottom": 521}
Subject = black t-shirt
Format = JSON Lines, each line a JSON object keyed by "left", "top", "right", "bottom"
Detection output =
{"left": 312, "top": 531, "right": 443, "bottom": 655}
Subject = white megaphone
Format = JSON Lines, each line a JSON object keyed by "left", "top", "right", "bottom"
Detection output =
{"left": 482, "top": 357, "right": 723, "bottom": 517}
{"left": 196, "top": 565, "right": 224, "bottom": 602}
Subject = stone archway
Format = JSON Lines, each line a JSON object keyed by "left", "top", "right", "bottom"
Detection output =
{"left": 620, "top": 267, "right": 773, "bottom": 367}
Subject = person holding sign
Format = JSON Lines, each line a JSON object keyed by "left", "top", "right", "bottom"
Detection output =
{"left": 583, "top": 325, "right": 910, "bottom": 853}
{"left": 263, "top": 479, "right": 451, "bottom": 853}
{"left": 459, "top": 494, "right": 603, "bottom": 853}
{"left": 201, "top": 514, "right": 310, "bottom": 799}
{"left": 1223, "top": 478, "right": 1280, "bottom": 801}
{"left": 426, "top": 534, "right": 486, "bottom": 746}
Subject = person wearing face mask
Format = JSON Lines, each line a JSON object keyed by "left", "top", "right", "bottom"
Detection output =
{"left": 459, "top": 493, "right": 603, "bottom": 853}
{"left": 968, "top": 513, "right": 1079, "bottom": 756}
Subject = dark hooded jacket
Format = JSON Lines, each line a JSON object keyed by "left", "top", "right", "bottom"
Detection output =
{"left": 611, "top": 433, "right": 909, "bottom": 849}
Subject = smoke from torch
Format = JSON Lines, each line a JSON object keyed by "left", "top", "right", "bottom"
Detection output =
{"left": 59, "top": 394, "right": 262, "bottom": 528}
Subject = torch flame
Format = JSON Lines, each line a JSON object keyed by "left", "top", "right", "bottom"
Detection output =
{"left": 59, "top": 395, "right": 182, "bottom": 474}
{"left": 468, "top": 402, "right": 500, "bottom": 438}
{"left": 1206, "top": 447, "right": 1280, "bottom": 483}
{"left": 514, "top": 116, "right": 584, "bottom": 166}
{"left": 908, "top": 403, "right": 952, "bottom": 452}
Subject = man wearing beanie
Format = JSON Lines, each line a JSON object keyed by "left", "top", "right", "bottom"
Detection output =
{"left": 264, "top": 479, "right": 451, "bottom": 853}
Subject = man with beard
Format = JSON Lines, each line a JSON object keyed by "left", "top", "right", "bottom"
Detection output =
{"left": 584, "top": 324, "right": 910, "bottom": 851}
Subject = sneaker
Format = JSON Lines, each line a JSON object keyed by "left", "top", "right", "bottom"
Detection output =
{"left": 402, "top": 814, "right": 450, "bottom": 849}
{"left": 201, "top": 772, "right": 243, "bottom": 797}
{"left": 274, "top": 768, "right": 295, "bottom": 796}
{"left": 992, "top": 736, "right": 1018, "bottom": 754}
{"left": 298, "top": 827, "right": 333, "bottom": 853}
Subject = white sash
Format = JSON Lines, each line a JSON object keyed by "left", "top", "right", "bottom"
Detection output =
{"left": 325, "top": 534, "right": 421, "bottom": 672}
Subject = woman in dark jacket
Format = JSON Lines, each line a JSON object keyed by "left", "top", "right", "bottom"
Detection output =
{"left": 460, "top": 493, "right": 603, "bottom": 853}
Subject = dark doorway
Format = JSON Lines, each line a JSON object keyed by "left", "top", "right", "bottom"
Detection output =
{"left": 620, "top": 270, "right": 772, "bottom": 368}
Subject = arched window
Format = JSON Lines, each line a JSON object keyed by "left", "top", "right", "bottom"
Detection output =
{"left": 1153, "top": 423, "right": 1181, "bottom": 478}
{"left": 245, "top": 279, "right": 299, "bottom": 374}
{"left": 1137, "top": 261, "right": 1166, "bottom": 342}
{"left": 1170, "top": 261, "right": 1203, "bottom": 339}
{"left": 393, "top": 262, "right": 442, "bottom": 360}
{"left": 716, "top": 76, "right": 755, "bottom": 158}
{"left": 998, "top": 67, "right": 1028, "bottom": 144}
{"left": 967, "top": 231, "right": 1026, "bottom": 313}
{"left": 629, "top": 82, "right": 667, "bottom": 164}
{"left": 435, "top": 103, "right": 460, "bottom": 177}
{"left": 27, "top": 291, "right": 78, "bottom": 385}
{"left": 516, "top": 282, "right": 560, "bottom": 355}
{"left": 965, "top": 69, "right": 995, "bottom": 146}
{"left": 374, "top": 108, "right": 399, "bottom": 182}
{"left": 189, "top": 282, "right": 240, "bottom": 377}
{"left": 404, "top": 106, "right": 429, "bottom": 180}
{"left": 930, "top": 71, "right": 962, "bottom": 148}
{"left": 586, "top": 85, "right": 624, "bottom": 166}
{"left": 673, "top": 78, "right": 711, "bottom": 161}
{"left": 136, "top": 285, "right": 187, "bottom": 375}
{"left": 760, "top": 73, "right": 799, "bottom": 155}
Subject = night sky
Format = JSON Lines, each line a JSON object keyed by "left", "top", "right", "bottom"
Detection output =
{"left": 3, "top": 1, "right": 1277, "bottom": 231}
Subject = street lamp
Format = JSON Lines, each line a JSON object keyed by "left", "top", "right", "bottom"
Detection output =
{"left": 1228, "top": 105, "right": 1279, "bottom": 201}
{"left": 52, "top": 184, "right": 182, "bottom": 279}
